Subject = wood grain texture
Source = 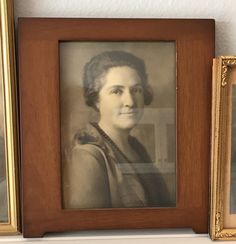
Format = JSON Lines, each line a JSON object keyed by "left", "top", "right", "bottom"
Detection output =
{"left": 18, "top": 18, "right": 215, "bottom": 237}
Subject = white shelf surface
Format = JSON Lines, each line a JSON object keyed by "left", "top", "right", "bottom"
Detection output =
{"left": 0, "top": 229, "right": 233, "bottom": 243}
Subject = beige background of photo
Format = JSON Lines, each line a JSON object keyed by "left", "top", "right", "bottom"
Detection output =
{"left": 60, "top": 42, "right": 176, "bottom": 203}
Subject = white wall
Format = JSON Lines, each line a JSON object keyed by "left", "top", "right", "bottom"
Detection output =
{"left": 12, "top": 1, "right": 234, "bottom": 241}
{"left": 14, "top": 0, "right": 236, "bottom": 56}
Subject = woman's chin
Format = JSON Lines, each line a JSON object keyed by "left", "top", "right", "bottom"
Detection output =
{"left": 114, "top": 119, "right": 139, "bottom": 130}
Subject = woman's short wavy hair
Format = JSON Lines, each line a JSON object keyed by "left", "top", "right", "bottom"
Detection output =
{"left": 83, "top": 51, "right": 153, "bottom": 109}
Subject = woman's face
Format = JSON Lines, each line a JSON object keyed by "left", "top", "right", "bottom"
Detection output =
{"left": 96, "top": 66, "right": 144, "bottom": 131}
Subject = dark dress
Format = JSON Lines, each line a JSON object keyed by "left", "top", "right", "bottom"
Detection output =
{"left": 63, "top": 123, "right": 173, "bottom": 209}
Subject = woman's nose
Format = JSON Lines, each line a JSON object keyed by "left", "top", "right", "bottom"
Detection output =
{"left": 123, "top": 90, "right": 134, "bottom": 107}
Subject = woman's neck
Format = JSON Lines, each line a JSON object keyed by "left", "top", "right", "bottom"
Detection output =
{"left": 98, "top": 121, "right": 131, "bottom": 150}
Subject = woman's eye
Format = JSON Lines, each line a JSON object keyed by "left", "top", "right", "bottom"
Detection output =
{"left": 111, "top": 89, "right": 122, "bottom": 95}
{"left": 132, "top": 87, "right": 143, "bottom": 94}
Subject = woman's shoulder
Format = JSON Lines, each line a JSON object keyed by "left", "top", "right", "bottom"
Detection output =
{"left": 70, "top": 123, "right": 109, "bottom": 164}
{"left": 72, "top": 143, "right": 106, "bottom": 164}
{"left": 73, "top": 123, "right": 104, "bottom": 147}
{"left": 64, "top": 144, "right": 111, "bottom": 209}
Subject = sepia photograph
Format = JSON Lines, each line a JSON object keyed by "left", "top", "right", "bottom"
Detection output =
{"left": 60, "top": 42, "right": 176, "bottom": 209}
{"left": 230, "top": 69, "right": 236, "bottom": 214}
{"left": 211, "top": 57, "right": 236, "bottom": 239}
{"left": 0, "top": 0, "right": 19, "bottom": 234}
{"left": 223, "top": 66, "right": 236, "bottom": 229}
{"left": 0, "top": 43, "right": 7, "bottom": 222}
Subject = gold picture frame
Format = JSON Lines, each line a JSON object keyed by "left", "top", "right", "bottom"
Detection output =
{"left": 211, "top": 56, "right": 236, "bottom": 240}
{"left": 0, "top": 0, "right": 20, "bottom": 234}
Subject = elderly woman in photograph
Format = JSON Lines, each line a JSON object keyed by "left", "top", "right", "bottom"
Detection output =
{"left": 64, "top": 51, "right": 172, "bottom": 209}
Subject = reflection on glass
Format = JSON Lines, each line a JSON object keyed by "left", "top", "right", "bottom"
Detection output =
{"left": 0, "top": 40, "right": 8, "bottom": 222}
{"left": 60, "top": 42, "right": 176, "bottom": 209}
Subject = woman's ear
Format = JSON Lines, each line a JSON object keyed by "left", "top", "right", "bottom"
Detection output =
{"left": 95, "top": 100, "right": 100, "bottom": 111}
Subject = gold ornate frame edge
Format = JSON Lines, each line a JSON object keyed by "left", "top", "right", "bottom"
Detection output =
{"left": 0, "top": 0, "right": 20, "bottom": 234}
{"left": 211, "top": 56, "right": 236, "bottom": 240}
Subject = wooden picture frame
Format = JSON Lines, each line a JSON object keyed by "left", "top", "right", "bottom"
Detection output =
{"left": 210, "top": 56, "right": 236, "bottom": 240}
{"left": 19, "top": 18, "right": 215, "bottom": 238}
{"left": 0, "top": 0, "right": 20, "bottom": 234}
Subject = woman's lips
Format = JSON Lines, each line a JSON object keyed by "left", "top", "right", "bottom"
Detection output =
{"left": 121, "top": 112, "right": 135, "bottom": 114}
{"left": 119, "top": 110, "right": 138, "bottom": 116}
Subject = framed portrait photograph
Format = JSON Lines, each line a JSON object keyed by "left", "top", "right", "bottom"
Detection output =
{"left": 61, "top": 41, "right": 176, "bottom": 209}
{"left": 19, "top": 18, "right": 214, "bottom": 237}
{"left": 0, "top": 0, "right": 20, "bottom": 234}
{"left": 211, "top": 56, "right": 236, "bottom": 240}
